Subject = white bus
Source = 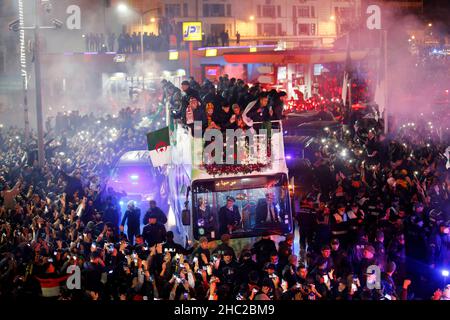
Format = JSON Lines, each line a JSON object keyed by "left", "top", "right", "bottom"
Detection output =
{"left": 160, "top": 121, "right": 294, "bottom": 251}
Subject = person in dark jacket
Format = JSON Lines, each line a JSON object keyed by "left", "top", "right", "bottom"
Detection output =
{"left": 143, "top": 200, "right": 167, "bottom": 225}
{"left": 216, "top": 249, "right": 239, "bottom": 285}
{"left": 102, "top": 197, "right": 120, "bottom": 231}
{"left": 277, "top": 234, "right": 294, "bottom": 272}
{"left": 142, "top": 212, "right": 166, "bottom": 247}
{"left": 191, "top": 236, "right": 211, "bottom": 268}
{"left": 388, "top": 233, "right": 407, "bottom": 283}
{"left": 218, "top": 196, "right": 241, "bottom": 236}
{"left": 181, "top": 81, "right": 201, "bottom": 120}
{"left": 252, "top": 233, "right": 277, "bottom": 268}
{"left": 59, "top": 170, "right": 83, "bottom": 203}
{"left": 120, "top": 201, "right": 141, "bottom": 245}
{"left": 256, "top": 193, "right": 281, "bottom": 225}
{"left": 162, "top": 231, "right": 192, "bottom": 257}
{"left": 428, "top": 222, "right": 450, "bottom": 269}
{"left": 213, "top": 234, "right": 237, "bottom": 261}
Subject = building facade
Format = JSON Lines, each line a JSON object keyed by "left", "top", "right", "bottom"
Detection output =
{"left": 119, "top": 0, "right": 363, "bottom": 49}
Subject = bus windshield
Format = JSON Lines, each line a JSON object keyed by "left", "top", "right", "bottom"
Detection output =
{"left": 192, "top": 173, "right": 292, "bottom": 240}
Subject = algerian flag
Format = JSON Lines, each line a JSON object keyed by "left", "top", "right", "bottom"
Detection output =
{"left": 147, "top": 127, "right": 172, "bottom": 167}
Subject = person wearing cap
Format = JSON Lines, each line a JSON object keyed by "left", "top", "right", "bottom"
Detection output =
{"left": 119, "top": 200, "right": 141, "bottom": 245}
{"left": 212, "top": 234, "right": 236, "bottom": 262}
{"left": 142, "top": 211, "right": 166, "bottom": 247}
{"left": 218, "top": 196, "right": 241, "bottom": 236}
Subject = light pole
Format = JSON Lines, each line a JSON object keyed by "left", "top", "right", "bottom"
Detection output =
{"left": 12, "top": 0, "right": 62, "bottom": 167}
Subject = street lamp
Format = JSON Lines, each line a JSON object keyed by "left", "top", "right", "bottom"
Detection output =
{"left": 117, "top": 3, "right": 160, "bottom": 90}
{"left": 117, "top": 3, "right": 129, "bottom": 14}
{"left": 428, "top": 23, "right": 432, "bottom": 27}
{"left": 249, "top": 15, "right": 255, "bottom": 21}
{"left": 10, "top": 0, "right": 61, "bottom": 167}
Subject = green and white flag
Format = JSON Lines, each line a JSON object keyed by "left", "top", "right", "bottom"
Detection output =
{"left": 147, "top": 127, "right": 172, "bottom": 167}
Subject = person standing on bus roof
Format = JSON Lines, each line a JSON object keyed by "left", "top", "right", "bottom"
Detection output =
{"left": 218, "top": 196, "right": 241, "bottom": 236}
{"left": 120, "top": 200, "right": 141, "bottom": 245}
{"left": 242, "top": 92, "right": 271, "bottom": 127}
{"left": 143, "top": 200, "right": 167, "bottom": 225}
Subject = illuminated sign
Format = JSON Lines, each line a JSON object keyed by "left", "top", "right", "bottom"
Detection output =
{"left": 205, "top": 48, "right": 217, "bottom": 57}
{"left": 168, "top": 51, "right": 179, "bottom": 60}
{"left": 249, "top": 47, "right": 257, "bottom": 53}
{"left": 182, "top": 22, "right": 202, "bottom": 41}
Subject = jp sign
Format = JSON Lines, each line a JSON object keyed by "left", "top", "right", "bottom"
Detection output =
{"left": 182, "top": 22, "right": 202, "bottom": 41}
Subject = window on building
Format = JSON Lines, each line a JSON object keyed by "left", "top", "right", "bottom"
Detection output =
{"left": 277, "top": 5, "right": 281, "bottom": 17}
{"left": 257, "top": 5, "right": 261, "bottom": 17}
{"left": 311, "top": 6, "right": 315, "bottom": 18}
{"left": 262, "top": 5, "right": 276, "bottom": 18}
{"left": 183, "top": 3, "right": 188, "bottom": 17}
{"left": 262, "top": 23, "right": 277, "bottom": 36}
{"left": 299, "top": 23, "right": 310, "bottom": 36}
{"left": 297, "top": 6, "right": 310, "bottom": 18}
{"left": 311, "top": 23, "right": 316, "bottom": 35}
{"left": 165, "top": 4, "right": 181, "bottom": 18}
{"left": 203, "top": 3, "right": 226, "bottom": 17}
{"left": 226, "top": 4, "right": 231, "bottom": 17}
{"left": 277, "top": 23, "right": 283, "bottom": 36}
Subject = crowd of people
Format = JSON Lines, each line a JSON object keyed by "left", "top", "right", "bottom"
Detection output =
{"left": 84, "top": 31, "right": 170, "bottom": 53}
{"left": 0, "top": 70, "right": 449, "bottom": 301}
{"left": 83, "top": 28, "right": 237, "bottom": 54}
{"left": 163, "top": 75, "right": 287, "bottom": 136}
